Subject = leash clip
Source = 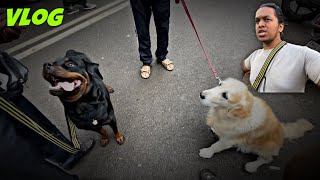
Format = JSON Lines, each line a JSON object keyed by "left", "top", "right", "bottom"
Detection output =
{"left": 216, "top": 76, "right": 222, "bottom": 85}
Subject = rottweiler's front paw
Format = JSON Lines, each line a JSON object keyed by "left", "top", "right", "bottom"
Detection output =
{"left": 105, "top": 85, "right": 114, "bottom": 93}
{"left": 115, "top": 132, "right": 124, "bottom": 145}
{"left": 100, "top": 138, "right": 109, "bottom": 147}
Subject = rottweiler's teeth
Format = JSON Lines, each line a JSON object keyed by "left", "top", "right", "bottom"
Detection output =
{"left": 51, "top": 76, "right": 59, "bottom": 84}
{"left": 49, "top": 85, "right": 61, "bottom": 90}
{"left": 74, "top": 80, "right": 82, "bottom": 88}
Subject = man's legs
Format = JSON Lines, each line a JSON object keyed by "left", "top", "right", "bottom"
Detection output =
{"left": 7, "top": 94, "right": 94, "bottom": 169}
{"left": 74, "top": 0, "right": 96, "bottom": 10}
{"left": 63, "top": 0, "right": 81, "bottom": 15}
{"left": 130, "top": 0, "right": 153, "bottom": 65}
{"left": 0, "top": 106, "right": 78, "bottom": 180}
{"left": 63, "top": 0, "right": 96, "bottom": 15}
{"left": 152, "top": 0, "right": 170, "bottom": 61}
{"left": 10, "top": 159, "right": 79, "bottom": 180}
{"left": 34, "top": 160, "right": 79, "bottom": 180}
{"left": 63, "top": 0, "right": 88, "bottom": 6}
{"left": 63, "top": 0, "right": 76, "bottom": 7}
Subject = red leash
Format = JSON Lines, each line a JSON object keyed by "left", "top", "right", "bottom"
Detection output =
{"left": 180, "top": 0, "right": 221, "bottom": 84}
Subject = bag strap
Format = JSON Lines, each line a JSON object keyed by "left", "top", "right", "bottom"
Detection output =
{"left": 0, "top": 52, "right": 26, "bottom": 84}
{"left": 0, "top": 96, "right": 80, "bottom": 154}
{"left": 66, "top": 115, "right": 81, "bottom": 149}
{"left": 252, "top": 41, "right": 287, "bottom": 91}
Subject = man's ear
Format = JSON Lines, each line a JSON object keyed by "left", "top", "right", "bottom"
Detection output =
{"left": 279, "top": 23, "right": 284, "bottom": 33}
{"left": 227, "top": 105, "right": 250, "bottom": 119}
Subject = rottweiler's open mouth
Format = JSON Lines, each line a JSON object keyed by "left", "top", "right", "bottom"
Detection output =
{"left": 48, "top": 75, "right": 82, "bottom": 92}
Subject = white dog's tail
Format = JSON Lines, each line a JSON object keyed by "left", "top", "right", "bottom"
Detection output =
{"left": 281, "top": 119, "right": 314, "bottom": 140}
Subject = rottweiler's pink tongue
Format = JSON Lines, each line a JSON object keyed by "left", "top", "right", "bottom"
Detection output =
{"left": 49, "top": 80, "right": 81, "bottom": 91}
{"left": 58, "top": 81, "right": 75, "bottom": 91}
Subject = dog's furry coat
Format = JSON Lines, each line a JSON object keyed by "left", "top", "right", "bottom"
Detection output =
{"left": 43, "top": 50, "right": 124, "bottom": 146}
{"left": 199, "top": 78, "right": 313, "bottom": 173}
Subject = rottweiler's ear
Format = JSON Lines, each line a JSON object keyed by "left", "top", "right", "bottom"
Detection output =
{"left": 85, "top": 61, "right": 103, "bottom": 80}
{"left": 227, "top": 105, "right": 250, "bottom": 119}
{"left": 66, "top": 50, "right": 103, "bottom": 80}
{"left": 66, "top": 50, "right": 77, "bottom": 56}
{"left": 79, "top": 54, "right": 103, "bottom": 79}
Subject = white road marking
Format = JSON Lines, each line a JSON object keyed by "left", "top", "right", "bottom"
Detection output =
{"left": 7, "top": 0, "right": 128, "bottom": 59}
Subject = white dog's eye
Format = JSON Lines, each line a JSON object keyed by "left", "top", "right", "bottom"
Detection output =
{"left": 222, "top": 92, "right": 228, "bottom": 100}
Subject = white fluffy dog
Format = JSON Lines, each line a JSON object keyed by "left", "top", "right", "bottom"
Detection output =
{"left": 199, "top": 78, "right": 314, "bottom": 173}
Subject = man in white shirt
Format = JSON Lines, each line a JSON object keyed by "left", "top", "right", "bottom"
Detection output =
{"left": 242, "top": 3, "right": 320, "bottom": 93}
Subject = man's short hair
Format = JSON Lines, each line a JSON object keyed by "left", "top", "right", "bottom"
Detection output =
{"left": 259, "top": 3, "right": 284, "bottom": 24}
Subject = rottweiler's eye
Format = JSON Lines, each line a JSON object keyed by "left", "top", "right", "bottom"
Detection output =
{"left": 222, "top": 92, "right": 228, "bottom": 100}
{"left": 66, "top": 62, "right": 76, "bottom": 67}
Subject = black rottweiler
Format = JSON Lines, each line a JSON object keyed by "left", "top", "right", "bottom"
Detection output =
{"left": 42, "top": 50, "right": 124, "bottom": 146}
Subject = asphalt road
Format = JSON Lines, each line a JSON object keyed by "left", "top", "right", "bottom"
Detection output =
{"left": 1, "top": 0, "right": 319, "bottom": 179}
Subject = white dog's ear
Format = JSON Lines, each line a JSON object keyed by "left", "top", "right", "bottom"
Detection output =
{"left": 227, "top": 105, "right": 250, "bottom": 119}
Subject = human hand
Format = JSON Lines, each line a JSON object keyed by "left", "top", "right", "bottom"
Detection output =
{"left": 175, "top": 0, "right": 180, "bottom": 4}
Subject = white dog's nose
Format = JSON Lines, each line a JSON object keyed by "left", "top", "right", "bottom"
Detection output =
{"left": 200, "top": 92, "right": 205, "bottom": 99}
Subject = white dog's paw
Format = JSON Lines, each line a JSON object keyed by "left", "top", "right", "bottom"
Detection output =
{"left": 199, "top": 148, "right": 214, "bottom": 158}
{"left": 244, "top": 162, "right": 258, "bottom": 173}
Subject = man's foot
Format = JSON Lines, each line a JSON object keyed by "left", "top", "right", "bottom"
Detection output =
{"left": 199, "top": 169, "right": 218, "bottom": 180}
{"left": 61, "top": 139, "right": 95, "bottom": 170}
{"left": 83, "top": 3, "right": 97, "bottom": 10}
{"left": 65, "top": 5, "right": 80, "bottom": 15}
{"left": 158, "top": 59, "right": 174, "bottom": 71}
{"left": 140, "top": 65, "right": 151, "bottom": 79}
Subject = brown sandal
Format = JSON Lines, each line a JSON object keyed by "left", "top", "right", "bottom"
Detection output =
{"left": 159, "top": 59, "right": 174, "bottom": 71}
{"left": 140, "top": 65, "right": 151, "bottom": 79}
